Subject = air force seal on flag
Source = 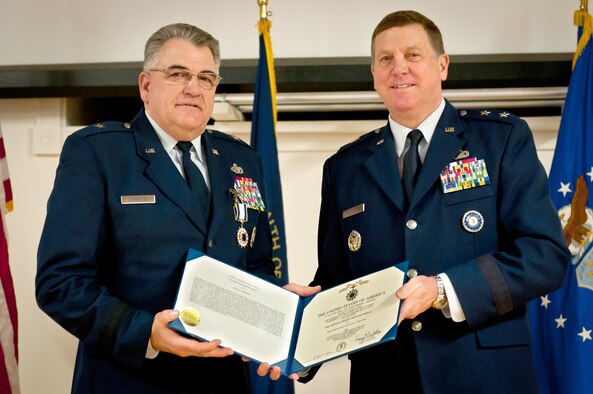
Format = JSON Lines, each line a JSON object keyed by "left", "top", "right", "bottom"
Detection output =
{"left": 558, "top": 176, "right": 593, "bottom": 290}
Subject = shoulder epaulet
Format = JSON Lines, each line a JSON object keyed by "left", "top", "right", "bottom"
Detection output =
{"left": 206, "top": 129, "right": 254, "bottom": 150}
{"left": 459, "top": 109, "right": 520, "bottom": 124}
{"left": 77, "top": 121, "right": 133, "bottom": 137}
{"left": 336, "top": 127, "right": 383, "bottom": 154}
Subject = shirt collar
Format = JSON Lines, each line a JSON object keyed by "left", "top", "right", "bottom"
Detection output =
{"left": 389, "top": 98, "right": 446, "bottom": 158}
{"left": 145, "top": 110, "right": 206, "bottom": 164}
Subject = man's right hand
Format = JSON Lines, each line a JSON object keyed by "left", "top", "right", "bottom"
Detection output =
{"left": 150, "top": 309, "right": 234, "bottom": 358}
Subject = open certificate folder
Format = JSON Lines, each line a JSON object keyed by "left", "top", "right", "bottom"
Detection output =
{"left": 169, "top": 249, "right": 408, "bottom": 375}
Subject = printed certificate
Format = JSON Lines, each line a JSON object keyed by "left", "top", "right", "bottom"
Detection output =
{"left": 169, "top": 249, "right": 407, "bottom": 375}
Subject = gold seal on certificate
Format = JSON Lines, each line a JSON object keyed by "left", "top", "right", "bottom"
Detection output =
{"left": 171, "top": 252, "right": 408, "bottom": 376}
{"left": 180, "top": 307, "right": 201, "bottom": 326}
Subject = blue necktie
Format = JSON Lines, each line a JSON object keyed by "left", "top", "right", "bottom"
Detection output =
{"left": 403, "top": 129, "right": 424, "bottom": 207}
{"left": 177, "top": 141, "right": 210, "bottom": 220}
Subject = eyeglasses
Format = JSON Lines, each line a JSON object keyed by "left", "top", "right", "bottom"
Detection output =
{"left": 149, "top": 68, "right": 222, "bottom": 90}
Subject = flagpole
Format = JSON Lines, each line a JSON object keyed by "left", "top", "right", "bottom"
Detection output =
{"left": 573, "top": 0, "right": 591, "bottom": 67}
{"left": 258, "top": 0, "right": 268, "bottom": 21}
{"left": 249, "top": 1, "right": 295, "bottom": 392}
{"left": 575, "top": 0, "right": 588, "bottom": 26}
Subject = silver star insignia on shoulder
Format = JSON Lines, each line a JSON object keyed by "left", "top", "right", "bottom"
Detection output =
{"left": 480, "top": 110, "right": 491, "bottom": 116}
{"left": 499, "top": 112, "right": 510, "bottom": 118}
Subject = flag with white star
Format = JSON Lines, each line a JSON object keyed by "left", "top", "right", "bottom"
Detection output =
{"left": 528, "top": 8, "right": 593, "bottom": 394}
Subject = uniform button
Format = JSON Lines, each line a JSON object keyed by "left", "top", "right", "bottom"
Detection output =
{"left": 208, "top": 239, "right": 214, "bottom": 249}
{"left": 406, "top": 269, "right": 418, "bottom": 279}
{"left": 411, "top": 320, "right": 423, "bottom": 332}
{"left": 406, "top": 220, "right": 418, "bottom": 230}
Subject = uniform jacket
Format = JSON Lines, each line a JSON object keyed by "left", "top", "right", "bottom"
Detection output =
{"left": 312, "top": 101, "right": 570, "bottom": 393}
{"left": 36, "top": 110, "right": 277, "bottom": 393}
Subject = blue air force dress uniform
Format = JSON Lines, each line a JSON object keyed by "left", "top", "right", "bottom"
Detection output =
{"left": 36, "top": 110, "right": 277, "bottom": 393}
{"left": 313, "top": 101, "right": 569, "bottom": 393}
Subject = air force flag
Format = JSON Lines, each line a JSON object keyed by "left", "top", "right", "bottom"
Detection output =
{"left": 529, "top": 9, "right": 593, "bottom": 394}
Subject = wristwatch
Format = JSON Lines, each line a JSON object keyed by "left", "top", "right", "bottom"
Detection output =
{"left": 432, "top": 275, "right": 448, "bottom": 310}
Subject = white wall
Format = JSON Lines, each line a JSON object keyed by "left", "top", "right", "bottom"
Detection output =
{"left": 0, "top": 99, "right": 80, "bottom": 394}
{"left": 0, "top": 0, "right": 577, "bottom": 66}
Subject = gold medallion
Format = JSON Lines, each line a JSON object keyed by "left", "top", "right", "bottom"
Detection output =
{"left": 180, "top": 307, "right": 201, "bottom": 326}
{"left": 237, "top": 226, "right": 249, "bottom": 248}
{"left": 348, "top": 230, "right": 362, "bottom": 252}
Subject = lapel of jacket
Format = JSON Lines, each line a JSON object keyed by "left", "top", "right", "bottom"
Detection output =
{"left": 362, "top": 124, "right": 406, "bottom": 212}
{"left": 131, "top": 110, "right": 208, "bottom": 235}
{"left": 411, "top": 102, "right": 466, "bottom": 208}
{"left": 201, "top": 130, "right": 236, "bottom": 237}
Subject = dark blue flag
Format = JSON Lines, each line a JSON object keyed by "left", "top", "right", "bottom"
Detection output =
{"left": 529, "top": 9, "right": 593, "bottom": 394}
{"left": 248, "top": 18, "right": 295, "bottom": 394}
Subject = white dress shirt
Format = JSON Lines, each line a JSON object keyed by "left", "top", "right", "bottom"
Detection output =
{"left": 142, "top": 112, "right": 212, "bottom": 358}
{"left": 388, "top": 99, "right": 466, "bottom": 323}
{"left": 146, "top": 111, "right": 211, "bottom": 191}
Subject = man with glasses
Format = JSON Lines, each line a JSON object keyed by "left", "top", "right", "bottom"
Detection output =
{"left": 36, "top": 23, "right": 295, "bottom": 393}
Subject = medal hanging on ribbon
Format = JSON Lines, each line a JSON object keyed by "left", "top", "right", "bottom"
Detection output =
{"left": 233, "top": 200, "right": 249, "bottom": 248}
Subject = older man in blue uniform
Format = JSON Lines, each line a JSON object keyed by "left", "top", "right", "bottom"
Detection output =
{"left": 36, "top": 23, "right": 286, "bottom": 393}
{"left": 308, "top": 10, "right": 570, "bottom": 393}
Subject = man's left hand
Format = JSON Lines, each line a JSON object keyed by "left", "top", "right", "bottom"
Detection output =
{"left": 396, "top": 275, "right": 438, "bottom": 323}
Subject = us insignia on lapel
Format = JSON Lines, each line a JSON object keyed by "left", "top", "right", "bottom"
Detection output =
{"left": 440, "top": 157, "right": 490, "bottom": 194}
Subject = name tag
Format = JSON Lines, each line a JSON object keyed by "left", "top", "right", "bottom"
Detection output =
{"left": 342, "top": 203, "right": 365, "bottom": 219}
{"left": 120, "top": 195, "right": 156, "bottom": 205}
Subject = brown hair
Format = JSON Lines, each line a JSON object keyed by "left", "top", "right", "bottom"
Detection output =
{"left": 371, "top": 10, "right": 445, "bottom": 61}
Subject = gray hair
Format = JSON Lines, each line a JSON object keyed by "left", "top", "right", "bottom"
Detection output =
{"left": 143, "top": 23, "right": 221, "bottom": 70}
